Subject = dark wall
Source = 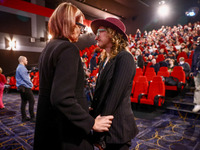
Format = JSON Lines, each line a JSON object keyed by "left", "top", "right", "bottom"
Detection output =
{"left": 0, "top": 11, "right": 31, "bottom": 36}
{"left": 0, "top": 50, "right": 41, "bottom": 76}
{"left": 0, "top": 33, "right": 96, "bottom": 77}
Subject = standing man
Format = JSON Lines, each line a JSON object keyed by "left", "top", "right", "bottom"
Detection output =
{"left": 16, "top": 56, "right": 35, "bottom": 122}
{"left": 191, "top": 37, "right": 200, "bottom": 112}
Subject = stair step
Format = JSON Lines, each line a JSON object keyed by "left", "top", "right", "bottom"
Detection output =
{"left": 166, "top": 106, "right": 200, "bottom": 115}
{"left": 185, "top": 92, "right": 194, "bottom": 96}
{"left": 171, "top": 100, "right": 195, "bottom": 106}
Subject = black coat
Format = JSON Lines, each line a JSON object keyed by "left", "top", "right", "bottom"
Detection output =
{"left": 34, "top": 38, "right": 94, "bottom": 150}
{"left": 90, "top": 51, "right": 139, "bottom": 144}
{"left": 191, "top": 45, "right": 200, "bottom": 76}
{"left": 137, "top": 55, "right": 144, "bottom": 69}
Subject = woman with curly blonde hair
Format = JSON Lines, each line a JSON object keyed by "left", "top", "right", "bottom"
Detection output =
{"left": 90, "top": 18, "right": 138, "bottom": 150}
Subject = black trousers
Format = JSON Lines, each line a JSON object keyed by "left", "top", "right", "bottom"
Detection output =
{"left": 19, "top": 86, "right": 35, "bottom": 119}
{"left": 105, "top": 142, "right": 131, "bottom": 150}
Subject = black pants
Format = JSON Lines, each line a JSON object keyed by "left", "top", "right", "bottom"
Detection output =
{"left": 19, "top": 86, "right": 35, "bottom": 119}
{"left": 105, "top": 142, "right": 131, "bottom": 150}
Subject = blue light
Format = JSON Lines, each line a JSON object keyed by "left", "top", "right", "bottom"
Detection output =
{"left": 185, "top": 7, "right": 199, "bottom": 17}
{"left": 189, "top": 11, "right": 196, "bottom": 16}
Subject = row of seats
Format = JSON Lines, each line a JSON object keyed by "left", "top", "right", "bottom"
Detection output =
{"left": 147, "top": 51, "right": 194, "bottom": 64}
{"left": 8, "top": 72, "right": 39, "bottom": 91}
{"left": 132, "top": 66, "right": 186, "bottom": 105}
{"left": 131, "top": 76, "right": 165, "bottom": 106}
{"left": 157, "top": 66, "right": 186, "bottom": 91}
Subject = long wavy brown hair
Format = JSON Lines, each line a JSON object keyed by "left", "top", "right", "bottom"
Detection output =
{"left": 100, "top": 28, "right": 128, "bottom": 62}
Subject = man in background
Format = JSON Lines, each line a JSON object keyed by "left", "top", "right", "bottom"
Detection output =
{"left": 16, "top": 56, "right": 35, "bottom": 122}
{"left": 191, "top": 37, "right": 200, "bottom": 112}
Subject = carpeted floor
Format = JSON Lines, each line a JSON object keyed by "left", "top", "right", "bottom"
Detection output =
{"left": 0, "top": 91, "right": 200, "bottom": 150}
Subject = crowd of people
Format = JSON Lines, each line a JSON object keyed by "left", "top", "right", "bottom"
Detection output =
{"left": 128, "top": 22, "right": 200, "bottom": 76}
{"left": 0, "top": 2, "right": 200, "bottom": 150}
{"left": 83, "top": 21, "right": 200, "bottom": 100}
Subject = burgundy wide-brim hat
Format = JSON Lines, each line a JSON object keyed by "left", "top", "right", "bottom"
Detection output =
{"left": 91, "top": 17, "right": 128, "bottom": 41}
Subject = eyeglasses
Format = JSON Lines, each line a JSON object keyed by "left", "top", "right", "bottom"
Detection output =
{"left": 96, "top": 29, "right": 106, "bottom": 37}
{"left": 76, "top": 22, "right": 86, "bottom": 34}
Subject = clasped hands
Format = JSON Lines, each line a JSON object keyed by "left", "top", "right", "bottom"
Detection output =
{"left": 92, "top": 115, "right": 114, "bottom": 132}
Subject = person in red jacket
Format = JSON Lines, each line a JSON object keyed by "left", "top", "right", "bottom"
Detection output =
{"left": 0, "top": 67, "right": 7, "bottom": 109}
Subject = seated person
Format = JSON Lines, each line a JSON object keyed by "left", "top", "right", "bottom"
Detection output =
{"left": 168, "top": 58, "right": 175, "bottom": 73}
{"left": 135, "top": 49, "right": 144, "bottom": 69}
{"left": 150, "top": 59, "right": 160, "bottom": 74}
{"left": 179, "top": 57, "right": 191, "bottom": 77}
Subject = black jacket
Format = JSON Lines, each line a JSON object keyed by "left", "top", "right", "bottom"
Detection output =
{"left": 191, "top": 45, "right": 200, "bottom": 76}
{"left": 34, "top": 38, "right": 94, "bottom": 150}
{"left": 90, "top": 50, "right": 139, "bottom": 144}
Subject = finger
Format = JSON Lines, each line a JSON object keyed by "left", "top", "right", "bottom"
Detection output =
{"left": 101, "top": 127, "right": 109, "bottom": 132}
{"left": 101, "top": 123, "right": 111, "bottom": 128}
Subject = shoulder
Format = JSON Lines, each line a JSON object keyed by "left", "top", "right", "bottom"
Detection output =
{"left": 116, "top": 50, "right": 134, "bottom": 60}
{"left": 49, "top": 39, "right": 79, "bottom": 56}
{"left": 51, "top": 39, "right": 78, "bottom": 51}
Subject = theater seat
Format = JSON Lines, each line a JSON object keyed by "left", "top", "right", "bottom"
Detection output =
{"left": 177, "top": 52, "right": 188, "bottom": 62}
{"left": 131, "top": 80, "right": 135, "bottom": 96}
{"left": 32, "top": 77, "right": 39, "bottom": 91}
{"left": 165, "top": 66, "right": 186, "bottom": 91}
{"left": 133, "top": 68, "right": 143, "bottom": 81}
{"left": 131, "top": 76, "right": 148, "bottom": 103}
{"left": 156, "top": 54, "right": 165, "bottom": 63}
{"left": 139, "top": 76, "right": 165, "bottom": 106}
{"left": 9, "top": 76, "right": 17, "bottom": 89}
{"left": 144, "top": 67, "right": 156, "bottom": 82}
{"left": 159, "top": 66, "right": 168, "bottom": 72}
{"left": 185, "top": 59, "right": 192, "bottom": 67}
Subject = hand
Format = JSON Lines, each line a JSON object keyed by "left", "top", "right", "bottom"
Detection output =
{"left": 92, "top": 115, "right": 114, "bottom": 132}
{"left": 190, "top": 72, "right": 193, "bottom": 77}
{"left": 89, "top": 107, "right": 93, "bottom": 111}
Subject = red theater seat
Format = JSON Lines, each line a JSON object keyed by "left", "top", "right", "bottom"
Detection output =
{"left": 139, "top": 76, "right": 165, "bottom": 106}
{"left": 133, "top": 68, "right": 143, "bottom": 81}
{"left": 9, "top": 76, "right": 17, "bottom": 89}
{"left": 177, "top": 52, "right": 188, "bottom": 62}
{"left": 157, "top": 67, "right": 170, "bottom": 78}
{"left": 131, "top": 76, "right": 148, "bottom": 103}
{"left": 32, "top": 77, "right": 39, "bottom": 91}
{"left": 144, "top": 67, "right": 156, "bottom": 82}
{"left": 131, "top": 81, "right": 135, "bottom": 96}
{"left": 185, "top": 59, "right": 192, "bottom": 67}
{"left": 165, "top": 66, "right": 186, "bottom": 91}
{"left": 189, "top": 50, "right": 194, "bottom": 59}
{"left": 159, "top": 66, "right": 168, "bottom": 72}
{"left": 156, "top": 54, "right": 165, "bottom": 63}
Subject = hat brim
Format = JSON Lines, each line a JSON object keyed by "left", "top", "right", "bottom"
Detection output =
{"left": 91, "top": 19, "right": 128, "bottom": 41}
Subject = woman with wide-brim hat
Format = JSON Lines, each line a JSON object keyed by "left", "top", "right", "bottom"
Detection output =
{"left": 90, "top": 17, "right": 139, "bottom": 150}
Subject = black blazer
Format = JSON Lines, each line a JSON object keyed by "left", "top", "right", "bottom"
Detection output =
{"left": 137, "top": 55, "right": 144, "bottom": 69}
{"left": 34, "top": 38, "right": 94, "bottom": 150}
{"left": 90, "top": 50, "right": 139, "bottom": 144}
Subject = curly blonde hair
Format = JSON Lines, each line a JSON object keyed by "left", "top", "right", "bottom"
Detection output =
{"left": 100, "top": 28, "right": 128, "bottom": 61}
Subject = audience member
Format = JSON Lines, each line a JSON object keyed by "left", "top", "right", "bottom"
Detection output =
{"left": 191, "top": 37, "right": 200, "bottom": 112}
{"left": 135, "top": 49, "right": 144, "bottom": 69}
{"left": 89, "top": 52, "right": 97, "bottom": 73}
{"left": 0, "top": 67, "right": 6, "bottom": 109}
{"left": 179, "top": 57, "right": 191, "bottom": 77}
{"left": 15, "top": 56, "right": 35, "bottom": 122}
{"left": 168, "top": 58, "right": 175, "bottom": 73}
{"left": 150, "top": 59, "right": 160, "bottom": 74}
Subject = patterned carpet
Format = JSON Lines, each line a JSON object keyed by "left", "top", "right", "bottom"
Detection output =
{"left": 0, "top": 91, "right": 200, "bottom": 150}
